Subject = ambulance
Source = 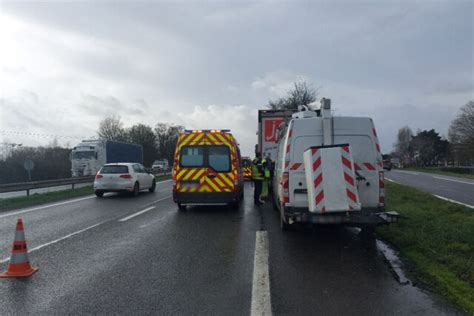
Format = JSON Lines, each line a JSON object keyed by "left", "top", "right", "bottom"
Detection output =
{"left": 242, "top": 157, "right": 252, "bottom": 180}
{"left": 172, "top": 129, "right": 244, "bottom": 210}
{"left": 273, "top": 98, "right": 398, "bottom": 230}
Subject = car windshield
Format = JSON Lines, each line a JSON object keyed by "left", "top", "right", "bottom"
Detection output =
{"left": 72, "top": 151, "right": 95, "bottom": 159}
{"left": 100, "top": 165, "right": 129, "bottom": 174}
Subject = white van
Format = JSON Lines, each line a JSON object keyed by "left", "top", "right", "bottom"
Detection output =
{"left": 273, "top": 99, "right": 398, "bottom": 230}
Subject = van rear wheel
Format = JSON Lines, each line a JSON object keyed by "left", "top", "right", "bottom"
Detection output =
{"left": 177, "top": 203, "right": 186, "bottom": 211}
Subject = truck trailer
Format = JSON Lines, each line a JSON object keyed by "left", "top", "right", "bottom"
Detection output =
{"left": 71, "top": 140, "right": 143, "bottom": 177}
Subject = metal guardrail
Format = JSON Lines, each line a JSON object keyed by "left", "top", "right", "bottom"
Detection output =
{"left": 0, "top": 176, "right": 95, "bottom": 196}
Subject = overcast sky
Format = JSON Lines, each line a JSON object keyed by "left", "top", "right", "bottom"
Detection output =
{"left": 0, "top": 0, "right": 472, "bottom": 156}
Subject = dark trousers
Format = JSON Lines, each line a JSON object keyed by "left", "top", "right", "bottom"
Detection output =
{"left": 253, "top": 180, "right": 262, "bottom": 202}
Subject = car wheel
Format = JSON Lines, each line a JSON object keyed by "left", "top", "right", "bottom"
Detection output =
{"left": 132, "top": 182, "right": 139, "bottom": 197}
{"left": 177, "top": 203, "right": 186, "bottom": 211}
{"left": 95, "top": 191, "right": 104, "bottom": 198}
{"left": 149, "top": 180, "right": 156, "bottom": 193}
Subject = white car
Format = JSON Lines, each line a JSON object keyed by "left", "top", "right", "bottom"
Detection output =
{"left": 151, "top": 159, "right": 169, "bottom": 173}
{"left": 94, "top": 163, "right": 156, "bottom": 197}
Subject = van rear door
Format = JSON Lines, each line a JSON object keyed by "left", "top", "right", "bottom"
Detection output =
{"left": 176, "top": 144, "right": 235, "bottom": 193}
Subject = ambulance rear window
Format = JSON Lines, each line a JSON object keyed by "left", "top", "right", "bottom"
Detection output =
{"left": 179, "top": 145, "right": 231, "bottom": 172}
{"left": 209, "top": 146, "right": 230, "bottom": 172}
{"left": 180, "top": 147, "right": 204, "bottom": 167}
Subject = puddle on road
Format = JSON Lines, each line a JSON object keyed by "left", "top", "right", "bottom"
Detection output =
{"left": 375, "top": 239, "right": 410, "bottom": 285}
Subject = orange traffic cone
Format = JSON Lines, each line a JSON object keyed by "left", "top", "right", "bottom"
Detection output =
{"left": 0, "top": 218, "right": 38, "bottom": 278}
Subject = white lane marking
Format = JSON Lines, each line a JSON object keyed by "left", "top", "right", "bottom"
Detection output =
{"left": 393, "top": 170, "right": 419, "bottom": 175}
{"left": 0, "top": 195, "right": 95, "bottom": 219}
{"left": 118, "top": 195, "right": 173, "bottom": 223}
{"left": 385, "top": 178, "right": 398, "bottom": 184}
{"left": 432, "top": 176, "right": 474, "bottom": 185}
{"left": 251, "top": 231, "right": 272, "bottom": 316}
{"left": 119, "top": 206, "right": 156, "bottom": 222}
{"left": 157, "top": 179, "right": 173, "bottom": 184}
{"left": 433, "top": 194, "right": 474, "bottom": 209}
{"left": 0, "top": 220, "right": 106, "bottom": 264}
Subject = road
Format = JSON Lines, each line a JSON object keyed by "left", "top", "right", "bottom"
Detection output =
{"left": 386, "top": 170, "right": 474, "bottom": 208}
{"left": 0, "top": 181, "right": 460, "bottom": 315}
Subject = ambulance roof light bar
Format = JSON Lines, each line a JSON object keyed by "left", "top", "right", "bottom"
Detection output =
{"left": 183, "top": 129, "right": 231, "bottom": 133}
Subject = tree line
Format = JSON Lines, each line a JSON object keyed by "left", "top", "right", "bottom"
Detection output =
{"left": 393, "top": 101, "right": 473, "bottom": 166}
{"left": 97, "top": 116, "right": 183, "bottom": 167}
{"left": 0, "top": 119, "right": 182, "bottom": 184}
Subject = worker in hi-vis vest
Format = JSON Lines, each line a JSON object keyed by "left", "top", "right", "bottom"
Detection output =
{"left": 260, "top": 158, "right": 271, "bottom": 201}
{"left": 251, "top": 152, "right": 264, "bottom": 205}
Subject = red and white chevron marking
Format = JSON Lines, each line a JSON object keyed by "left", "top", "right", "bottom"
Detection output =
{"left": 371, "top": 123, "right": 383, "bottom": 171}
{"left": 310, "top": 147, "right": 325, "bottom": 212}
{"left": 283, "top": 122, "right": 293, "bottom": 171}
{"left": 341, "top": 146, "right": 360, "bottom": 210}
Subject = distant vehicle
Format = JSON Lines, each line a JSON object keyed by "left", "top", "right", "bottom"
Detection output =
{"left": 94, "top": 163, "right": 156, "bottom": 197}
{"left": 390, "top": 157, "right": 401, "bottom": 168}
{"left": 382, "top": 155, "right": 393, "bottom": 171}
{"left": 242, "top": 157, "right": 252, "bottom": 180}
{"left": 172, "top": 129, "right": 244, "bottom": 210}
{"left": 258, "top": 109, "right": 297, "bottom": 162}
{"left": 152, "top": 159, "right": 169, "bottom": 173}
{"left": 273, "top": 98, "right": 398, "bottom": 230}
{"left": 71, "top": 140, "right": 143, "bottom": 177}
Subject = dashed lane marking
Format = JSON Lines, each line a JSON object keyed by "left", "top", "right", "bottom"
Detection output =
{"left": 251, "top": 230, "right": 272, "bottom": 316}
{"left": 0, "top": 220, "right": 107, "bottom": 264}
{"left": 118, "top": 195, "right": 173, "bottom": 222}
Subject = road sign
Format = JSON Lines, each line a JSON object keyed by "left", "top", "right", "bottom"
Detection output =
{"left": 24, "top": 160, "right": 34, "bottom": 171}
{"left": 24, "top": 160, "right": 34, "bottom": 181}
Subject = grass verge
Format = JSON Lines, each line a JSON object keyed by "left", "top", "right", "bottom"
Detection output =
{"left": 0, "top": 186, "right": 94, "bottom": 212}
{"left": 404, "top": 167, "right": 474, "bottom": 180}
{"left": 377, "top": 181, "right": 474, "bottom": 314}
{"left": 0, "top": 175, "right": 172, "bottom": 212}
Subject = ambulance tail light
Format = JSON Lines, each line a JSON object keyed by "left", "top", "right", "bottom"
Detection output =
{"left": 281, "top": 171, "right": 289, "bottom": 204}
{"left": 379, "top": 171, "right": 385, "bottom": 207}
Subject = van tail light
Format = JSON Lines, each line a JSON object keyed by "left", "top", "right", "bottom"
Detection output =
{"left": 120, "top": 174, "right": 133, "bottom": 179}
{"left": 172, "top": 168, "right": 177, "bottom": 180}
{"left": 234, "top": 173, "right": 239, "bottom": 185}
{"left": 95, "top": 174, "right": 103, "bottom": 179}
{"left": 281, "top": 171, "right": 289, "bottom": 204}
{"left": 379, "top": 171, "right": 385, "bottom": 207}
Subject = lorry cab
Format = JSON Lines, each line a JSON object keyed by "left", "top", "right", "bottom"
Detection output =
{"left": 273, "top": 99, "right": 398, "bottom": 229}
{"left": 172, "top": 129, "right": 244, "bottom": 210}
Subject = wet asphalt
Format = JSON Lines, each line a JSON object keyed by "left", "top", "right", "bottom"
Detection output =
{"left": 0, "top": 181, "right": 462, "bottom": 315}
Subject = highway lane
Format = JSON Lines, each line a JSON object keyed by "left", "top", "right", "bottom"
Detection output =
{"left": 386, "top": 170, "right": 474, "bottom": 208}
{"left": 0, "top": 182, "right": 461, "bottom": 314}
{"left": 0, "top": 180, "right": 174, "bottom": 262}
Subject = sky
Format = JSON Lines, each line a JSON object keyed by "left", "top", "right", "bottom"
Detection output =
{"left": 0, "top": 0, "right": 472, "bottom": 156}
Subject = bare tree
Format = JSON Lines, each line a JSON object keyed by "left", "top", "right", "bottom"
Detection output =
{"left": 154, "top": 123, "right": 183, "bottom": 164}
{"left": 394, "top": 126, "right": 413, "bottom": 165}
{"left": 126, "top": 124, "right": 158, "bottom": 166}
{"left": 97, "top": 115, "right": 127, "bottom": 141}
{"left": 268, "top": 81, "right": 319, "bottom": 110}
{"left": 449, "top": 100, "right": 474, "bottom": 165}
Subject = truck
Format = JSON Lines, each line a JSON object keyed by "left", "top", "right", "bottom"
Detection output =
{"left": 272, "top": 98, "right": 398, "bottom": 230}
{"left": 257, "top": 109, "right": 297, "bottom": 161}
{"left": 71, "top": 140, "right": 143, "bottom": 177}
